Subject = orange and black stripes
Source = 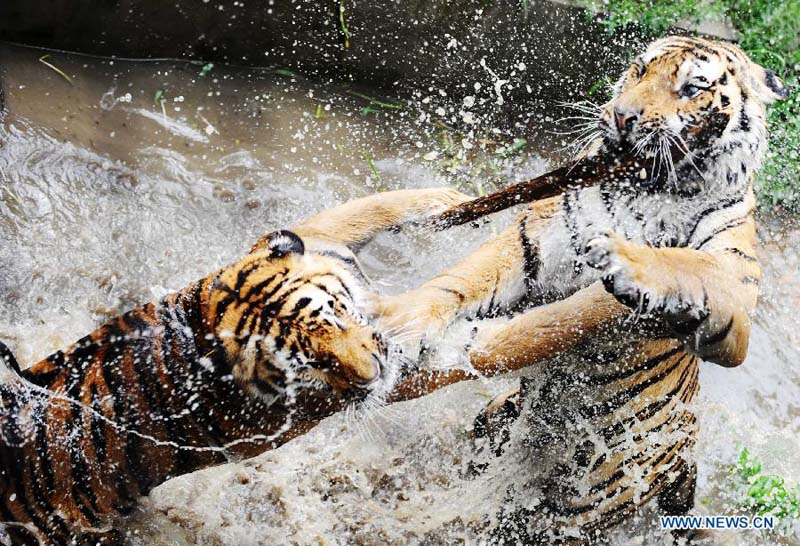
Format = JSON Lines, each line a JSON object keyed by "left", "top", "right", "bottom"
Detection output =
{"left": 0, "top": 232, "right": 387, "bottom": 545}
{"left": 488, "top": 342, "right": 701, "bottom": 544}
{"left": 0, "top": 188, "right": 480, "bottom": 544}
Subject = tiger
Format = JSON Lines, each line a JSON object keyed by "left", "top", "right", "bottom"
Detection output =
{"left": 0, "top": 186, "right": 469, "bottom": 546}
{"left": 379, "top": 36, "right": 789, "bottom": 544}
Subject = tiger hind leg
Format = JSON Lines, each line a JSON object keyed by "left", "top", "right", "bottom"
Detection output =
{"left": 658, "top": 462, "right": 697, "bottom": 516}
{"left": 657, "top": 463, "right": 719, "bottom": 545}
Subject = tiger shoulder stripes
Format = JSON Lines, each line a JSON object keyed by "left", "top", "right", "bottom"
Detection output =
{"left": 379, "top": 36, "right": 788, "bottom": 543}
{"left": 0, "top": 187, "right": 469, "bottom": 545}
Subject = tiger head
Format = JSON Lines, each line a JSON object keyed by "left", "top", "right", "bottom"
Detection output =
{"left": 210, "top": 230, "right": 399, "bottom": 412}
{"left": 591, "top": 36, "right": 789, "bottom": 192}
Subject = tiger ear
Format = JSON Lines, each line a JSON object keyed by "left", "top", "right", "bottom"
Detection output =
{"left": 265, "top": 230, "right": 305, "bottom": 258}
{"left": 751, "top": 65, "right": 790, "bottom": 104}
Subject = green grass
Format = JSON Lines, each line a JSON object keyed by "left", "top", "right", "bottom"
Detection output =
{"left": 346, "top": 90, "right": 405, "bottom": 116}
{"left": 734, "top": 448, "right": 800, "bottom": 523}
{"left": 339, "top": 0, "right": 351, "bottom": 49}
{"left": 580, "top": 0, "right": 800, "bottom": 211}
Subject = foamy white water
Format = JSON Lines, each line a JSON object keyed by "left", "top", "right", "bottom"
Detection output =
{"left": 0, "top": 44, "right": 796, "bottom": 545}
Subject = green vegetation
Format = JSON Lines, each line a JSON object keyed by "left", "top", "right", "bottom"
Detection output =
{"left": 581, "top": 0, "right": 800, "bottom": 210}
{"left": 495, "top": 138, "right": 528, "bottom": 158}
{"left": 338, "top": 0, "right": 351, "bottom": 49}
{"left": 347, "top": 91, "right": 405, "bottom": 116}
{"left": 733, "top": 447, "right": 800, "bottom": 523}
{"left": 270, "top": 68, "right": 296, "bottom": 78}
{"left": 199, "top": 62, "right": 214, "bottom": 77}
{"left": 360, "top": 149, "right": 383, "bottom": 190}
{"left": 153, "top": 88, "right": 168, "bottom": 117}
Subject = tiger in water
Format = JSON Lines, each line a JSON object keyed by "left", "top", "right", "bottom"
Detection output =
{"left": 0, "top": 187, "right": 470, "bottom": 545}
{"left": 380, "top": 36, "right": 789, "bottom": 544}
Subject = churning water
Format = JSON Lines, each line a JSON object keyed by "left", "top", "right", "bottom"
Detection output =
{"left": 0, "top": 44, "right": 797, "bottom": 545}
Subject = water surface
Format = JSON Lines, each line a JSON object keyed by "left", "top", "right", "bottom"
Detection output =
{"left": 0, "top": 44, "right": 797, "bottom": 545}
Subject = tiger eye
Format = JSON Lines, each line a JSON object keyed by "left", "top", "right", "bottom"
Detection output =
{"left": 679, "top": 84, "right": 701, "bottom": 98}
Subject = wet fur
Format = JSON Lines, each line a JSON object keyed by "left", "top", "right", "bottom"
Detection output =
{"left": 381, "top": 36, "right": 786, "bottom": 543}
{"left": 0, "top": 187, "right": 469, "bottom": 545}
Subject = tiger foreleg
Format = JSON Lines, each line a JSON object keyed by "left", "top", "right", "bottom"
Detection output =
{"left": 375, "top": 222, "right": 528, "bottom": 351}
{"left": 469, "top": 282, "right": 632, "bottom": 376}
{"left": 583, "top": 230, "right": 758, "bottom": 368}
{"left": 658, "top": 462, "right": 697, "bottom": 517}
{"left": 377, "top": 198, "right": 561, "bottom": 351}
{"left": 285, "top": 187, "right": 471, "bottom": 249}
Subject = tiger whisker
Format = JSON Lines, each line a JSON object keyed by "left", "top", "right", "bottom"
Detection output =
{"left": 550, "top": 125, "right": 600, "bottom": 137}
{"left": 661, "top": 134, "right": 678, "bottom": 183}
{"left": 565, "top": 127, "right": 602, "bottom": 148}
{"left": 556, "top": 100, "right": 604, "bottom": 114}
{"left": 661, "top": 133, "right": 678, "bottom": 182}
{"left": 665, "top": 130, "right": 707, "bottom": 182}
{"left": 660, "top": 135, "right": 673, "bottom": 182}
{"left": 632, "top": 129, "right": 657, "bottom": 155}
{"left": 359, "top": 404, "right": 382, "bottom": 443}
{"left": 553, "top": 115, "right": 600, "bottom": 123}
{"left": 377, "top": 312, "right": 423, "bottom": 331}
{"left": 370, "top": 400, "right": 408, "bottom": 430}
{"left": 651, "top": 137, "right": 664, "bottom": 182}
{"left": 390, "top": 332, "right": 426, "bottom": 343}
{"left": 380, "top": 320, "right": 424, "bottom": 335}
{"left": 552, "top": 117, "right": 601, "bottom": 128}
{"left": 563, "top": 130, "right": 602, "bottom": 158}
{"left": 554, "top": 123, "right": 601, "bottom": 140}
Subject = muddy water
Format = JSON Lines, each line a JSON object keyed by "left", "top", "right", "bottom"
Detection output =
{"left": 0, "top": 44, "right": 797, "bottom": 545}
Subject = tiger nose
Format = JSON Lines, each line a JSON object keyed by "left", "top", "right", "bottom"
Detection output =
{"left": 354, "top": 357, "right": 381, "bottom": 387}
{"left": 614, "top": 108, "right": 639, "bottom": 134}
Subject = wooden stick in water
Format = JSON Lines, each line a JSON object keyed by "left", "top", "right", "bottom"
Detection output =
{"left": 429, "top": 153, "right": 646, "bottom": 230}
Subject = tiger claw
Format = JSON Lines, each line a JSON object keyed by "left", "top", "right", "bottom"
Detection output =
{"left": 583, "top": 231, "right": 614, "bottom": 270}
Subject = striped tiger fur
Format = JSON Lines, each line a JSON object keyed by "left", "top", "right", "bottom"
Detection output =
{"left": 0, "top": 187, "right": 469, "bottom": 545}
{"left": 379, "top": 36, "right": 788, "bottom": 544}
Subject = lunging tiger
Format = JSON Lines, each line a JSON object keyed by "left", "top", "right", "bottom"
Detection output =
{"left": 380, "top": 36, "right": 788, "bottom": 543}
{"left": 0, "top": 187, "right": 469, "bottom": 545}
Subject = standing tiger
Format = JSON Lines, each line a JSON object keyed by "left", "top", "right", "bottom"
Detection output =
{"left": 0, "top": 187, "right": 469, "bottom": 545}
{"left": 380, "top": 36, "right": 788, "bottom": 543}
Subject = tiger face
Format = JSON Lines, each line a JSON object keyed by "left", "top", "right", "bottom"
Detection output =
{"left": 597, "top": 36, "right": 788, "bottom": 190}
{"left": 210, "top": 230, "right": 397, "bottom": 410}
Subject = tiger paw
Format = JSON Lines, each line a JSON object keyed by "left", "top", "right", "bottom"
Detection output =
{"left": 586, "top": 234, "right": 648, "bottom": 309}
{"left": 583, "top": 233, "right": 709, "bottom": 330}
{"left": 602, "top": 265, "right": 709, "bottom": 328}
{"left": 412, "top": 187, "right": 472, "bottom": 218}
{"left": 583, "top": 229, "right": 620, "bottom": 272}
{"left": 373, "top": 292, "right": 454, "bottom": 359}
{"left": 583, "top": 231, "right": 643, "bottom": 310}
